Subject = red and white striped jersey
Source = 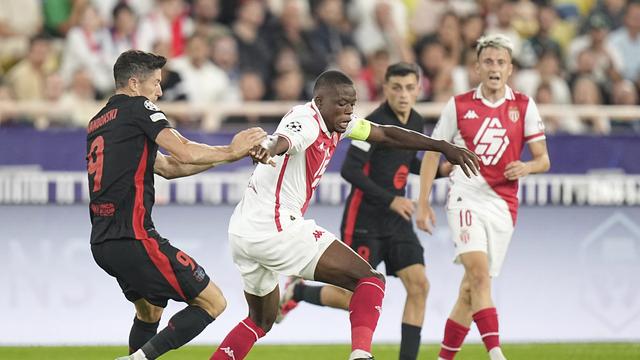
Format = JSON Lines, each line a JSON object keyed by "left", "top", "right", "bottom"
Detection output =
{"left": 229, "top": 101, "right": 362, "bottom": 239}
{"left": 431, "top": 85, "right": 545, "bottom": 224}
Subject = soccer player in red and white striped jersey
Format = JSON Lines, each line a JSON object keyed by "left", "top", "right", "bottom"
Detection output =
{"left": 416, "top": 34, "right": 551, "bottom": 360}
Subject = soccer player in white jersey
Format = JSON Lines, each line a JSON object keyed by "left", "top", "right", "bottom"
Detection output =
{"left": 416, "top": 34, "right": 551, "bottom": 360}
{"left": 210, "top": 70, "right": 480, "bottom": 360}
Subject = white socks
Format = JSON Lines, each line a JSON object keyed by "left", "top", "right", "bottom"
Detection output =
{"left": 130, "top": 349, "right": 148, "bottom": 360}
{"left": 349, "top": 349, "right": 372, "bottom": 360}
{"left": 489, "top": 347, "right": 507, "bottom": 360}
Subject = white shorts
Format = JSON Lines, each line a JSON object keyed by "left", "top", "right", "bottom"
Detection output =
{"left": 229, "top": 218, "right": 337, "bottom": 296}
{"left": 446, "top": 194, "right": 514, "bottom": 277}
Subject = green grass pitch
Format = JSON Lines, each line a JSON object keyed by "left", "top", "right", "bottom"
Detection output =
{"left": 1, "top": 343, "right": 638, "bottom": 360}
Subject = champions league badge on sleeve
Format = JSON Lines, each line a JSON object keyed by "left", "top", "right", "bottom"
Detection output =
{"left": 144, "top": 100, "right": 160, "bottom": 111}
{"left": 285, "top": 121, "right": 303, "bottom": 132}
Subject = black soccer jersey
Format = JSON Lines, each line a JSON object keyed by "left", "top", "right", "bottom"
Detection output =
{"left": 341, "top": 102, "right": 424, "bottom": 239}
{"left": 86, "top": 94, "right": 171, "bottom": 244}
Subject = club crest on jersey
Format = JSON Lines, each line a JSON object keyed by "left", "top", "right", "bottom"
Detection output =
{"left": 285, "top": 121, "right": 302, "bottom": 132}
{"left": 508, "top": 106, "right": 519, "bottom": 122}
{"left": 144, "top": 100, "right": 160, "bottom": 111}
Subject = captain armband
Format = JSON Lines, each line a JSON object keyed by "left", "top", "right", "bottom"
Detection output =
{"left": 347, "top": 118, "right": 372, "bottom": 141}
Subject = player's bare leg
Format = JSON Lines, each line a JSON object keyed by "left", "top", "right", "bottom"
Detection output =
{"left": 396, "top": 264, "right": 429, "bottom": 360}
{"left": 211, "top": 286, "right": 280, "bottom": 360}
{"left": 438, "top": 273, "right": 472, "bottom": 360}
{"left": 125, "top": 282, "right": 223, "bottom": 360}
{"left": 314, "top": 240, "right": 386, "bottom": 360}
{"left": 128, "top": 299, "right": 163, "bottom": 354}
{"left": 460, "top": 251, "right": 506, "bottom": 360}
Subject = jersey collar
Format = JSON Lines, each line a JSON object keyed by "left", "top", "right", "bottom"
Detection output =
{"left": 310, "top": 100, "right": 331, "bottom": 136}
{"left": 473, "top": 84, "right": 515, "bottom": 108}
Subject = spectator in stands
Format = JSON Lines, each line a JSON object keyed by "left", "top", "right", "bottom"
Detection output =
{"left": 211, "top": 34, "right": 241, "bottom": 102}
{"left": 270, "top": 69, "right": 305, "bottom": 101}
{"left": 0, "top": 76, "right": 16, "bottom": 125}
{"left": 153, "top": 41, "right": 187, "bottom": 102}
{"left": 572, "top": 75, "right": 611, "bottom": 134}
{"left": 92, "top": 0, "right": 154, "bottom": 25}
{"left": 520, "top": 4, "right": 563, "bottom": 68}
{"left": 609, "top": 1, "right": 640, "bottom": 82}
{"left": 361, "top": 48, "right": 391, "bottom": 101}
{"left": 59, "top": 4, "right": 113, "bottom": 95}
{"left": 105, "top": 3, "right": 140, "bottom": 65}
{"left": 514, "top": 50, "right": 571, "bottom": 104}
{"left": 191, "top": 0, "right": 228, "bottom": 40}
{"left": 42, "top": 0, "right": 86, "bottom": 37}
{"left": 417, "top": 41, "right": 455, "bottom": 102}
{"left": 461, "top": 13, "right": 486, "bottom": 55}
{"left": 170, "top": 34, "right": 229, "bottom": 105}
{"left": 611, "top": 79, "right": 640, "bottom": 132}
{"left": 272, "top": 47, "right": 302, "bottom": 76}
{"left": 6, "top": 35, "right": 55, "bottom": 101}
{"left": 0, "top": 0, "right": 42, "bottom": 69}
{"left": 567, "top": 13, "right": 622, "bottom": 87}
{"left": 452, "top": 50, "right": 481, "bottom": 94}
{"left": 350, "top": 0, "right": 413, "bottom": 62}
{"left": 486, "top": 0, "right": 523, "bottom": 60}
{"left": 582, "top": 0, "right": 626, "bottom": 33}
{"left": 58, "top": 68, "right": 99, "bottom": 128}
{"left": 224, "top": 70, "right": 267, "bottom": 124}
{"left": 232, "top": 0, "right": 272, "bottom": 81}
{"left": 137, "top": 0, "right": 191, "bottom": 57}
{"left": 335, "top": 46, "right": 369, "bottom": 101}
{"left": 308, "top": 0, "right": 356, "bottom": 65}
{"left": 268, "top": 0, "right": 326, "bottom": 83}
{"left": 416, "top": 12, "right": 463, "bottom": 65}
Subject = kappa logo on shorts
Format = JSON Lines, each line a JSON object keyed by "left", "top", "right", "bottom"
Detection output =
{"left": 144, "top": 100, "right": 160, "bottom": 111}
{"left": 459, "top": 229, "right": 470, "bottom": 244}
{"left": 313, "top": 230, "right": 324, "bottom": 240}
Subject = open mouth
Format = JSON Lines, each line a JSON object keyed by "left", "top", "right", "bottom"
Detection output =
{"left": 489, "top": 75, "right": 501, "bottom": 81}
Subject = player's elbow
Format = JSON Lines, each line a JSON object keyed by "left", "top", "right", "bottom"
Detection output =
{"left": 172, "top": 148, "right": 197, "bottom": 164}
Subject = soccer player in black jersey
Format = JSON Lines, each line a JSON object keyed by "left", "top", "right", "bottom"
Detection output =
{"left": 276, "top": 63, "right": 450, "bottom": 360}
{"left": 88, "top": 50, "right": 270, "bottom": 360}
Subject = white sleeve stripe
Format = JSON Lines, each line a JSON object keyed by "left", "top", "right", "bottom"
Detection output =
{"left": 149, "top": 112, "right": 167, "bottom": 122}
{"left": 350, "top": 140, "right": 371, "bottom": 152}
{"left": 526, "top": 134, "right": 546, "bottom": 143}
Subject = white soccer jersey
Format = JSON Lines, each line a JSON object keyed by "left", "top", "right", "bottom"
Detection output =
{"left": 431, "top": 85, "right": 545, "bottom": 224}
{"left": 228, "top": 101, "right": 364, "bottom": 239}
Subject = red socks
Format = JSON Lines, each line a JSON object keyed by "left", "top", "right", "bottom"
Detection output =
{"left": 349, "top": 277, "right": 385, "bottom": 353}
{"left": 438, "top": 319, "right": 470, "bottom": 360}
{"left": 210, "top": 317, "right": 265, "bottom": 360}
{"left": 473, "top": 307, "right": 500, "bottom": 352}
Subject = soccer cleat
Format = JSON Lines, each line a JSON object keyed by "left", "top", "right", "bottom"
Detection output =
{"left": 275, "top": 276, "right": 303, "bottom": 323}
{"left": 349, "top": 349, "right": 374, "bottom": 360}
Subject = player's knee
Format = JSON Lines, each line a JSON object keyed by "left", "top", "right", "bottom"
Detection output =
{"left": 406, "top": 275, "right": 429, "bottom": 300}
{"left": 208, "top": 295, "right": 227, "bottom": 318}
{"left": 136, "top": 305, "right": 163, "bottom": 323}
{"left": 195, "top": 288, "right": 227, "bottom": 319}
{"left": 251, "top": 316, "right": 275, "bottom": 333}
{"left": 467, "top": 269, "right": 490, "bottom": 292}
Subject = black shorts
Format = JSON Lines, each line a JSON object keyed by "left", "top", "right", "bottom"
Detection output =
{"left": 91, "top": 234, "right": 210, "bottom": 308}
{"left": 343, "top": 216, "right": 424, "bottom": 276}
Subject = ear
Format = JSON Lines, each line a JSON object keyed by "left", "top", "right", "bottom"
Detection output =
{"left": 128, "top": 77, "right": 138, "bottom": 93}
{"left": 314, "top": 95, "right": 322, "bottom": 108}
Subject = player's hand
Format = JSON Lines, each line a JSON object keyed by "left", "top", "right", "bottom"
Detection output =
{"left": 416, "top": 201, "right": 436, "bottom": 234}
{"left": 504, "top": 160, "right": 530, "bottom": 180}
{"left": 229, "top": 127, "right": 267, "bottom": 160}
{"left": 249, "top": 145, "right": 276, "bottom": 167}
{"left": 440, "top": 141, "right": 480, "bottom": 178}
{"left": 389, "top": 196, "right": 414, "bottom": 221}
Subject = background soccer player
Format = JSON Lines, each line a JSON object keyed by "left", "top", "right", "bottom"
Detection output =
{"left": 87, "top": 50, "right": 270, "bottom": 360}
{"left": 276, "top": 62, "right": 452, "bottom": 360}
{"left": 416, "top": 34, "right": 551, "bottom": 360}
{"left": 210, "top": 70, "right": 479, "bottom": 360}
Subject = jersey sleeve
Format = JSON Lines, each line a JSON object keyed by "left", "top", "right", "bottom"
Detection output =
{"left": 523, "top": 97, "right": 546, "bottom": 143}
{"left": 131, "top": 98, "right": 171, "bottom": 140}
{"left": 341, "top": 116, "right": 372, "bottom": 141}
{"left": 274, "top": 112, "right": 319, "bottom": 154}
{"left": 430, "top": 97, "right": 458, "bottom": 141}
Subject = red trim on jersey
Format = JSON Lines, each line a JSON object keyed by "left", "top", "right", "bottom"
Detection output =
{"left": 274, "top": 155, "right": 291, "bottom": 232}
{"left": 343, "top": 162, "right": 370, "bottom": 246}
{"left": 524, "top": 132, "right": 545, "bottom": 142}
{"left": 133, "top": 140, "right": 186, "bottom": 300}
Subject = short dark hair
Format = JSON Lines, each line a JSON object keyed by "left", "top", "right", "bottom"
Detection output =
{"left": 113, "top": 50, "right": 166, "bottom": 89}
{"left": 313, "top": 70, "right": 353, "bottom": 95}
{"left": 385, "top": 62, "right": 421, "bottom": 82}
{"left": 112, "top": 2, "right": 134, "bottom": 19}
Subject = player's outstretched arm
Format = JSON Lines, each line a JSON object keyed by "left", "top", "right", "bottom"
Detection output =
{"left": 153, "top": 127, "right": 267, "bottom": 179}
{"left": 366, "top": 123, "right": 480, "bottom": 177}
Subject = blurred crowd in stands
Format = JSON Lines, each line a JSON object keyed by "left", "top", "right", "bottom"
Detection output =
{"left": 0, "top": 0, "right": 639, "bottom": 133}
